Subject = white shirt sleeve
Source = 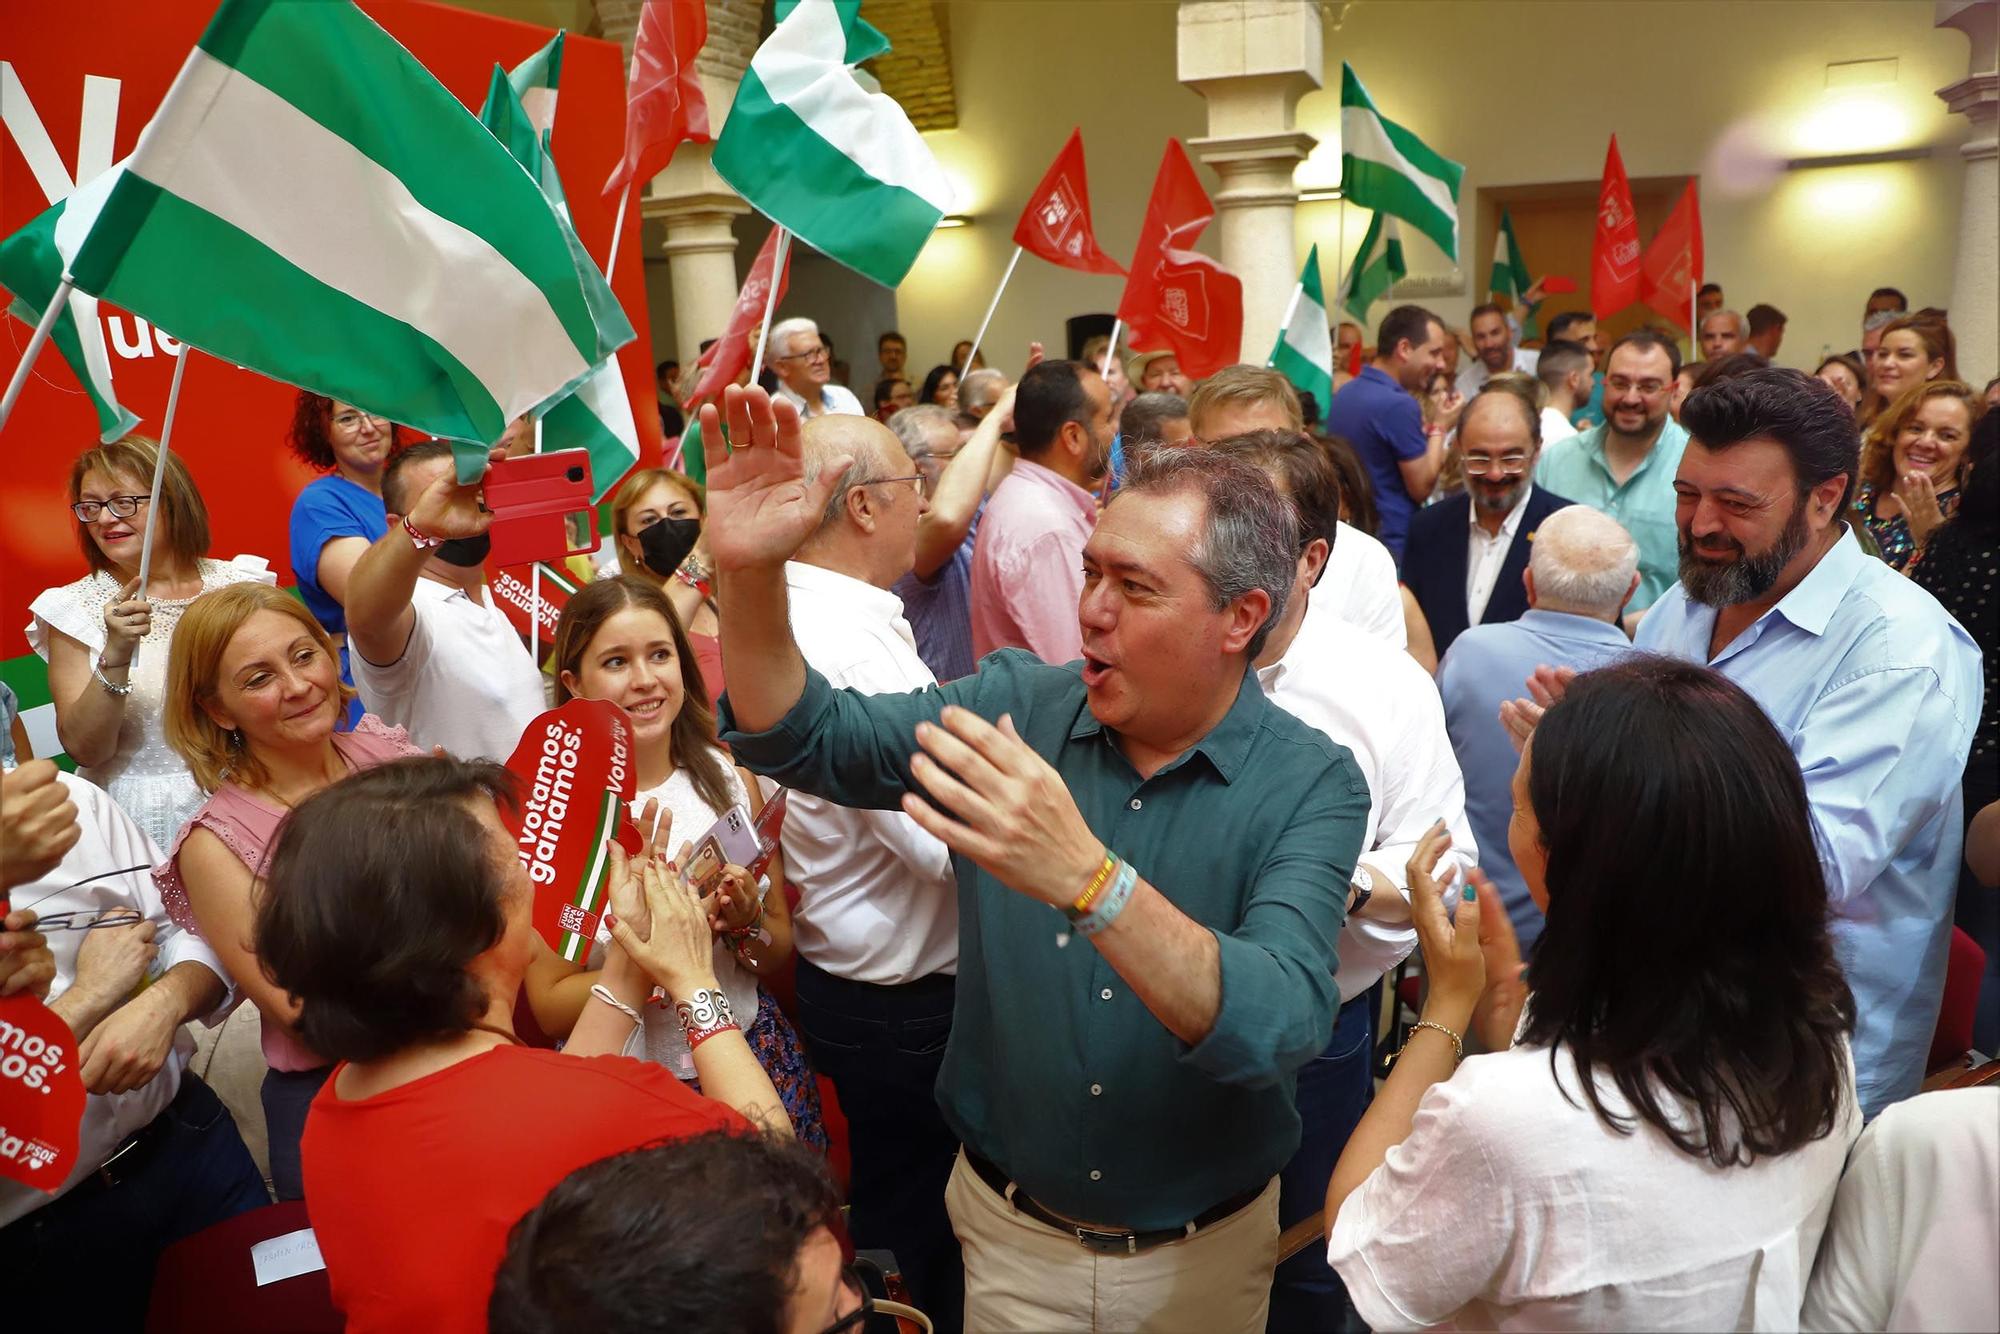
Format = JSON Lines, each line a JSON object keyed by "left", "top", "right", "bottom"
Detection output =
{"left": 1331, "top": 524, "right": 1408, "bottom": 648}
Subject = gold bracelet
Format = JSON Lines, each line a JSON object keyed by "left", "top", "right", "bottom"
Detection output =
{"left": 1069, "top": 852, "right": 1116, "bottom": 917}
{"left": 1394, "top": 1019, "right": 1464, "bottom": 1066}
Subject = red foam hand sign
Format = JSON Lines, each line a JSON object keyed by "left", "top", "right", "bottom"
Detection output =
{"left": 0, "top": 993, "right": 87, "bottom": 1193}
{"left": 502, "top": 699, "right": 637, "bottom": 964}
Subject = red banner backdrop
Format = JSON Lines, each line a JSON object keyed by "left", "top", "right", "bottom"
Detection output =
{"left": 0, "top": 0, "right": 664, "bottom": 672}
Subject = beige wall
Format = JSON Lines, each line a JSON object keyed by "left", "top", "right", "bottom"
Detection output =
{"left": 879, "top": 0, "right": 1977, "bottom": 380}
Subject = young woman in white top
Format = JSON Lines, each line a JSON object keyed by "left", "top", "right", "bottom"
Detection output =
{"left": 1326, "top": 656, "right": 1860, "bottom": 1332}
{"left": 535, "top": 575, "right": 826, "bottom": 1149}
{"left": 27, "top": 437, "right": 269, "bottom": 847}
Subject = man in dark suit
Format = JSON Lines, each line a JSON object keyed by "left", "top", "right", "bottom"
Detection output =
{"left": 1402, "top": 379, "right": 1574, "bottom": 657}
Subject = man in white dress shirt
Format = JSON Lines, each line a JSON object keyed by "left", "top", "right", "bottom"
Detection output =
{"left": 784, "top": 412, "right": 965, "bottom": 1331}
{"left": 0, "top": 773, "right": 269, "bottom": 1326}
{"left": 1187, "top": 367, "right": 1408, "bottom": 649}
{"left": 1207, "top": 430, "right": 1475, "bottom": 1332}
{"left": 1456, "top": 303, "right": 1540, "bottom": 399}
{"left": 770, "top": 317, "right": 866, "bottom": 418}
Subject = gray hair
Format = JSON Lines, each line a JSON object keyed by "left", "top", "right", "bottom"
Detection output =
{"left": 885, "top": 404, "right": 957, "bottom": 461}
{"left": 1700, "top": 308, "right": 1745, "bottom": 336}
{"left": 958, "top": 368, "right": 1008, "bottom": 414}
{"left": 1529, "top": 505, "right": 1639, "bottom": 618}
{"left": 801, "top": 427, "right": 889, "bottom": 530}
{"left": 769, "top": 316, "right": 819, "bottom": 360}
{"left": 1115, "top": 446, "right": 1297, "bottom": 659}
{"left": 1121, "top": 391, "right": 1189, "bottom": 447}
{"left": 1862, "top": 308, "right": 1899, "bottom": 334}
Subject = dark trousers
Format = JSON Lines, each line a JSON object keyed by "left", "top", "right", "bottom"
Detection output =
{"left": 793, "top": 956, "right": 964, "bottom": 1334}
{"left": 0, "top": 1071, "right": 271, "bottom": 1328}
{"left": 261, "top": 1064, "right": 332, "bottom": 1202}
{"left": 1268, "top": 982, "right": 1380, "bottom": 1334}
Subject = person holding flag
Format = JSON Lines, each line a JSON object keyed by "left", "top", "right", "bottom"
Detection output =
{"left": 1268, "top": 245, "right": 1335, "bottom": 421}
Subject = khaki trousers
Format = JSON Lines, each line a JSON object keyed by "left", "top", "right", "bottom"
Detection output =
{"left": 943, "top": 1150, "right": 1280, "bottom": 1333}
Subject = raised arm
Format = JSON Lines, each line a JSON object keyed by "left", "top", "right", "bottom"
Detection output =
{"left": 913, "top": 384, "right": 1016, "bottom": 579}
{"left": 345, "top": 454, "right": 495, "bottom": 667}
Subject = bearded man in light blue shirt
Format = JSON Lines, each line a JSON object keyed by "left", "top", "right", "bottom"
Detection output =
{"left": 1629, "top": 368, "right": 1982, "bottom": 1118}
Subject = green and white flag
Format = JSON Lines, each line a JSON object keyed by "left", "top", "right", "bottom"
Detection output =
{"left": 1268, "top": 244, "right": 1332, "bottom": 415}
{"left": 479, "top": 63, "right": 639, "bottom": 501}
{"left": 1338, "top": 212, "right": 1407, "bottom": 323}
{"left": 713, "top": 0, "right": 953, "bottom": 287}
{"left": 0, "top": 166, "right": 140, "bottom": 443}
{"left": 65, "top": 0, "right": 633, "bottom": 473}
{"left": 508, "top": 30, "right": 565, "bottom": 136}
{"left": 1339, "top": 62, "right": 1464, "bottom": 261}
{"left": 1488, "top": 208, "right": 1542, "bottom": 341}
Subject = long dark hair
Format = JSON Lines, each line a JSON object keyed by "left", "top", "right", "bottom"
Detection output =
{"left": 551, "top": 576, "right": 734, "bottom": 816}
{"left": 1518, "top": 656, "right": 1855, "bottom": 1167}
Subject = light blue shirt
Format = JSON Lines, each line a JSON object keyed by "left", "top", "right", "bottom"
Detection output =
{"left": 1637, "top": 528, "right": 1983, "bottom": 1117}
{"left": 1534, "top": 418, "right": 1689, "bottom": 611}
{"left": 1438, "top": 609, "right": 1637, "bottom": 949}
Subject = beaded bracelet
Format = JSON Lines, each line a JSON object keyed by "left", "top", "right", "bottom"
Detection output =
{"left": 1073, "top": 858, "right": 1139, "bottom": 938}
{"left": 673, "top": 987, "right": 739, "bottom": 1050}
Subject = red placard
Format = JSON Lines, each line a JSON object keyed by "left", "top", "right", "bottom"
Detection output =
{"left": 502, "top": 698, "right": 636, "bottom": 963}
{"left": 0, "top": 993, "right": 87, "bottom": 1193}
{"left": 488, "top": 560, "right": 585, "bottom": 644}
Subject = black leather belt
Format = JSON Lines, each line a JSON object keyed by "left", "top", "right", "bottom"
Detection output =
{"left": 964, "top": 1150, "right": 1264, "bottom": 1256}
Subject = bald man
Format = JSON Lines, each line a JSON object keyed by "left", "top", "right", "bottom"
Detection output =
{"left": 1437, "top": 505, "right": 1640, "bottom": 945}
{"left": 782, "top": 413, "right": 967, "bottom": 1328}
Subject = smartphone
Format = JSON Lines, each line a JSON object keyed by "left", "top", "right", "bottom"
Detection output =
{"left": 482, "top": 448, "right": 597, "bottom": 568}
{"left": 680, "top": 804, "right": 762, "bottom": 897}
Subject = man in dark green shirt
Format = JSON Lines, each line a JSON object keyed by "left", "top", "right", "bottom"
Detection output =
{"left": 699, "top": 387, "right": 1368, "bottom": 1332}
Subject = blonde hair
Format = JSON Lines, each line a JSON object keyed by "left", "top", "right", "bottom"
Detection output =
{"left": 68, "top": 436, "right": 210, "bottom": 577}
{"left": 1861, "top": 380, "right": 1982, "bottom": 493}
{"left": 608, "top": 467, "right": 705, "bottom": 588}
{"left": 1187, "top": 366, "right": 1302, "bottom": 438}
{"left": 164, "top": 584, "right": 355, "bottom": 793}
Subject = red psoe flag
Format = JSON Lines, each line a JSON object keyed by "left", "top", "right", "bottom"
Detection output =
{"left": 1116, "top": 140, "right": 1243, "bottom": 380}
{"left": 603, "top": 0, "right": 711, "bottom": 197}
{"left": 682, "top": 226, "right": 793, "bottom": 408}
{"left": 1014, "top": 129, "right": 1126, "bottom": 276}
{"left": 1640, "top": 180, "right": 1704, "bottom": 331}
{"left": 1590, "top": 135, "right": 1642, "bottom": 320}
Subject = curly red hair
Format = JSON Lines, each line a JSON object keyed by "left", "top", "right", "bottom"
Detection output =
{"left": 287, "top": 390, "right": 405, "bottom": 471}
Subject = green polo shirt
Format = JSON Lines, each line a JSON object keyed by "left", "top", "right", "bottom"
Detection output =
{"left": 1534, "top": 417, "right": 1689, "bottom": 610}
{"left": 720, "top": 648, "right": 1368, "bottom": 1229}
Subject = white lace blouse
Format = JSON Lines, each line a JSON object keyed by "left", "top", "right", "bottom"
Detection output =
{"left": 26, "top": 556, "right": 275, "bottom": 849}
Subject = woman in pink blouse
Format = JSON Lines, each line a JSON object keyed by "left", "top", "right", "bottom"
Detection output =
{"left": 154, "top": 583, "right": 417, "bottom": 1199}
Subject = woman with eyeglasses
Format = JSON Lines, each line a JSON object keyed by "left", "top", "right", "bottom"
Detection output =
{"left": 285, "top": 392, "right": 404, "bottom": 727}
{"left": 27, "top": 438, "right": 272, "bottom": 849}
{"left": 153, "top": 582, "right": 421, "bottom": 1200}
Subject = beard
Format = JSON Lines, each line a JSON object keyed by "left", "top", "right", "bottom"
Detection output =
{"left": 1678, "top": 501, "right": 1811, "bottom": 607}
{"left": 1472, "top": 475, "right": 1529, "bottom": 517}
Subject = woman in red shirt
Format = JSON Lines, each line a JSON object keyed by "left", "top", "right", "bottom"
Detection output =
{"left": 254, "top": 755, "right": 790, "bottom": 1334}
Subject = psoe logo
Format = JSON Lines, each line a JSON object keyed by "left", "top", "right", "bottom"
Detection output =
{"left": 0, "top": 1126, "right": 59, "bottom": 1173}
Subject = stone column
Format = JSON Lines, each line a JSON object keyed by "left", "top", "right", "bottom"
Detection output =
{"left": 1937, "top": 0, "right": 1999, "bottom": 382}
{"left": 1178, "top": 1, "right": 1322, "bottom": 362}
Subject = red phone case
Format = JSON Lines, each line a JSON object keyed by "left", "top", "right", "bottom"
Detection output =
{"left": 483, "top": 448, "right": 598, "bottom": 568}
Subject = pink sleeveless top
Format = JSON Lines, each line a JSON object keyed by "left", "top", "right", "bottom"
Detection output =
{"left": 154, "top": 714, "right": 420, "bottom": 1072}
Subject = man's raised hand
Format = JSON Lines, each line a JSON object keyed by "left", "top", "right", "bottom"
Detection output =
{"left": 697, "top": 386, "right": 851, "bottom": 574}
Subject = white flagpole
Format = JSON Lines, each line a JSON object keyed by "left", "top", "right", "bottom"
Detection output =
{"left": 604, "top": 181, "right": 633, "bottom": 279}
{"left": 962, "top": 246, "right": 1022, "bottom": 378}
{"left": 1688, "top": 278, "right": 1697, "bottom": 361}
{"left": 128, "top": 343, "right": 191, "bottom": 670}
{"left": 1099, "top": 318, "right": 1122, "bottom": 378}
{"left": 1269, "top": 280, "right": 1306, "bottom": 368}
{"left": 749, "top": 227, "right": 792, "bottom": 386}
{"left": 529, "top": 415, "right": 544, "bottom": 662}
{"left": 1334, "top": 200, "right": 1348, "bottom": 328}
{"left": 0, "top": 275, "right": 74, "bottom": 437}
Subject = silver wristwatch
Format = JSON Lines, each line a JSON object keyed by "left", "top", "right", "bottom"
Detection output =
{"left": 1348, "top": 864, "right": 1374, "bottom": 917}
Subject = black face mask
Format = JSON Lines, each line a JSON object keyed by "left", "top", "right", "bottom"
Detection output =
{"left": 637, "top": 515, "right": 702, "bottom": 577}
{"left": 434, "top": 533, "right": 491, "bottom": 567}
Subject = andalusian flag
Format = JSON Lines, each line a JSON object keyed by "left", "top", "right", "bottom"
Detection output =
{"left": 478, "top": 63, "right": 640, "bottom": 501}
{"left": 64, "top": 0, "right": 633, "bottom": 472}
{"left": 1268, "top": 245, "right": 1333, "bottom": 415}
{"left": 508, "top": 31, "right": 565, "bottom": 136}
{"left": 0, "top": 167, "right": 140, "bottom": 443}
{"left": 1338, "top": 212, "right": 1407, "bottom": 323}
{"left": 1339, "top": 63, "right": 1464, "bottom": 261}
{"left": 1489, "top": 208, "right": 1540, "bottom": 341}
{"left": 713, "top": 0, "right": 953, "bottom": 287}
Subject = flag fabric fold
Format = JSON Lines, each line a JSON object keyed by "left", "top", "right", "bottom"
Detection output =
{"left": 682, "top": 225, "right": 792, "bottom": 412}
{"left": 1339, "top": 63, "right": 1464, "bottom": 261}
{"left": 713, "top": 0, "right": 953, "bottom": 287}
{"left": 1338, "top": 211, "right": 1407, "bottom": 324}
{"left": 1640, "top": 180, "right": 1703, "bottom": 331}
{"left": 1591, "top": 135, "right": 1643, "bottom": 320}
{"left": 64, "top": 0, "right": 633, "bottom": 466}
{"left": 0, "top": 166, "right": 140, "bottom": 442}
{"left": 1268, "top": 244, "right": 1332, "bottom": 415}
{"left": 1013, "top": 129, "right": 1125, "bottom": 276}
{"left": 1116, "top": 140, "right": 1241, "bottom": 380}
{"left": 508, "top": 30, "right": 565, "bottom": 137}
{"left": 603, "top": 0, "right": 709, "bottom": 198}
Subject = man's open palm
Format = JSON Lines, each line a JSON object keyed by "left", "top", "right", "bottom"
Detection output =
{"left": 698, "top": 386, "right": 851, "bottom": 572}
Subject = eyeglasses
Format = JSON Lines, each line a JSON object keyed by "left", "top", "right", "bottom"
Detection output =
{"left": 71, "top": 494, "right": 151, "bottom": 523}
{"left": 776, "top": 344, "right": 831, "bottom": 363}
{"left": 332, "top": 410, "right": 390, "bottom": 430}
{"left": 818, "top": 1266, "right": 874, "bottom": 1334}
{"left": 11, "top": 864, "right": 154, "bottom": 931}
{"left": 1606, "top": 376, "right": 1669, "bottom": 397}
{"left": 1462, "top": 453, "right": 1530, "bottom": 477}
{"left": 853, "top": 473, "right": 932, "bottom": 501}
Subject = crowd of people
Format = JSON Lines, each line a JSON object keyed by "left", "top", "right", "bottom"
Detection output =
{"left": 0, "top": 273, "right": 1994, "bottom": 1334}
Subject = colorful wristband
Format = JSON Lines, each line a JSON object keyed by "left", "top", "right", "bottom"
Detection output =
{"left": 1074, "top": 858, "right": 1139, "bottom": 938}
{"left": 1068, "top": 852, "right": 1117, "bottom": 919}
